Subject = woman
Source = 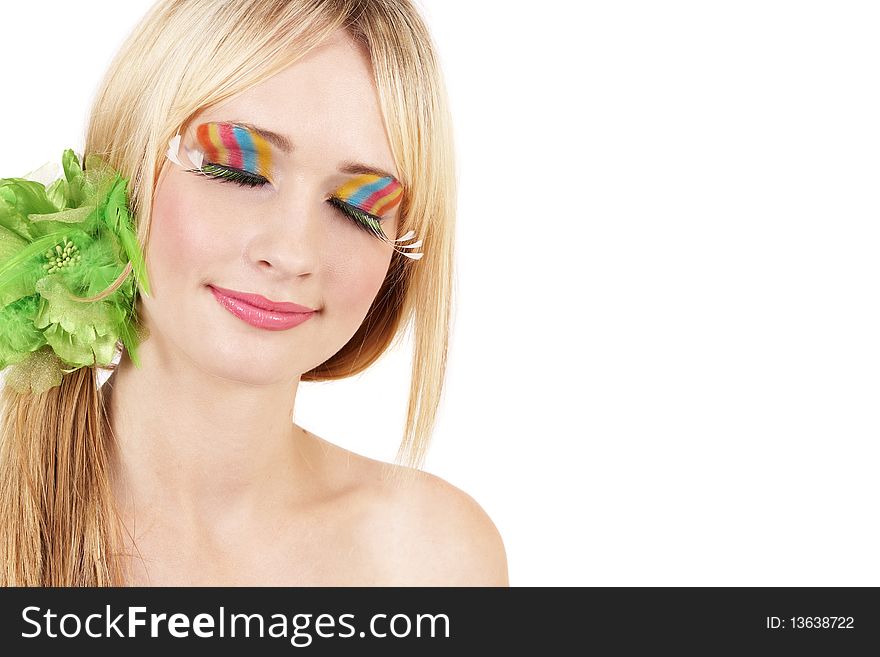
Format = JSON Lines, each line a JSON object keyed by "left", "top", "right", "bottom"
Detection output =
{"left": 0, "top": 0, "right": 507, "bottom": 586}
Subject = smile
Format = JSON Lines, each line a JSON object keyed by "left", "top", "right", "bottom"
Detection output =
{"left": 208, "top": 285, "right": 316, "bottom": 331}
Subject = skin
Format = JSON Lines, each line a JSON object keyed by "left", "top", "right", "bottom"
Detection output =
{"left": 103, "top": 29, "right": 508, "bottom": 586}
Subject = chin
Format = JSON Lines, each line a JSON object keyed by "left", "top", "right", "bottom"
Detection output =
{"left": 207, "top": 359, "right": 300, "bottom": 386}
{"left": 181, "top": 336, "right": 292, "bottom": 382}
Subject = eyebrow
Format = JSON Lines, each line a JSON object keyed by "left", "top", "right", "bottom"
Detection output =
{"left": 222, "top": 120, "right": 401, "bottom": 182}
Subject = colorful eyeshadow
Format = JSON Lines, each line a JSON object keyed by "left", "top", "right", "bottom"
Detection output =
{"left": 333, "top": 173, "right": 403, "bottom": 217}
{"left": 195, "top": 122, "right": 273, "bottom": 180}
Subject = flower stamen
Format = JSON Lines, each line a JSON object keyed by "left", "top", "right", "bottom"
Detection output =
{"left": 42, "top": 237, "right": 81, "bottom": 274}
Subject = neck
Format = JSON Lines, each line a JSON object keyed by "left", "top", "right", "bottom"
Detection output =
{"left": 103, "top": 346, "right": 314, "bottom": 537}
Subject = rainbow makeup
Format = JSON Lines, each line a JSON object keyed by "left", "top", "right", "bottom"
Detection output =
{"left": 195, "top": 122, "right": 273, "bottom": 181}
{"left": 329, "top": 173, "right": 422, "bottom": 259}
{"left": 163, "top": 124, "right": 423, "bottom": 259}
{"left": 333, "top": 173, "right": 404, "bottom": 218}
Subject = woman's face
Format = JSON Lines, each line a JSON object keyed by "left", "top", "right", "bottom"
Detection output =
{"left": 143, "top": 30, "right": 401, "bottom": 384}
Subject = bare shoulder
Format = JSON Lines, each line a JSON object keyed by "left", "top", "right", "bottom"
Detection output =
{"left": 303, "top": 431, "right": 508, "bottom": 586}
{"left": 379, "top": 467, "right": 510, "bottom": 587}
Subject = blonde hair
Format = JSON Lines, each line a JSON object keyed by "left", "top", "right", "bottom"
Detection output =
{"left": 0, "top": 0, "right": 455, "bottom": 586}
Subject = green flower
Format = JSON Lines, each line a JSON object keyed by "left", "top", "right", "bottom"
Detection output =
{"left": 0, "top": 149, "right": 151, "bottom": 394}
{"left": 33, "top": 276, "right": 122, "bottom": 368}
{"left": 0, "top": 295, "right": 45, "bottom": 366}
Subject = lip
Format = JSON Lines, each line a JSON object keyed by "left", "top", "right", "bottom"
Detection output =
{"left": 209, "top": 285, "right": 316, "bottom": 313}
{"left": 208, "top": 285, "right": 316, "bottom": 331}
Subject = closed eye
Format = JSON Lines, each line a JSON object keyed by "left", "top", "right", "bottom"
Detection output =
{"left": 195, "top": 163, "right": 390, "bottom": 237}
{"left": 198, "top": 162, "right": 268, "bottom": 188}
{"left": 326, "top": 196, "right": 388, "bottom": 238}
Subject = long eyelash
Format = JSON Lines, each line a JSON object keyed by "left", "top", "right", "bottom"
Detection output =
{"left": 194, "top": 165, "right": 383, "bottom": 234}
{"left": 173, "top": 145, "right": 422, "bottom": 258}
{"left": 194, "top": 162, "right": 268, "bottom": 188}
{"left": 327, "top": 196, "right": 424, "bottom": 260}
{"left": 327, "top": 196, "right": 387, "bottom": 237}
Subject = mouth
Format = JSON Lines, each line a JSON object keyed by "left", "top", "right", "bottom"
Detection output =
{"left": 207, "top": 285, "right": 317, "bottom": 331}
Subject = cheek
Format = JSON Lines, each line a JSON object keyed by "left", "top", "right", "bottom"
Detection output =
{"left": 332, "top": 247, "right": 392, "bottom": 318}
{"left": 325, "top": 214, "right": 398, "bottom": 318}
{"left": 148, "top": 174, "right": 222, "bottom": 288}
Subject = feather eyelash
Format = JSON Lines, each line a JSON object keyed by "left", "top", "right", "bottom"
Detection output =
{"left": 165, "top": 132, "right": 424, "bottom": 260}
{"left": 325, "top": 197, "right": 423, "bottom": 260}
{"left": 166, "top": 133, "right": 204, "bottom": 170}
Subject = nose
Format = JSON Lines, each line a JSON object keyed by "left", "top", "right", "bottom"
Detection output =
{"left": 244, "top": 189, "right": 322, "bottom": 278}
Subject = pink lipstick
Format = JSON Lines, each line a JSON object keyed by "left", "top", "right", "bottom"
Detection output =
{"left": 209, "top": 285, "right": 316, "bottom": 331}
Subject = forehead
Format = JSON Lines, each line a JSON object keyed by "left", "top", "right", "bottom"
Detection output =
{"left": 191, "top": 30, "right": 398, "bottom": 178}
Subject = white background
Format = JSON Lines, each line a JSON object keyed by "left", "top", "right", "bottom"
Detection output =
{"left": 1, "top": 1, "right": 879, "bottom": 586}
